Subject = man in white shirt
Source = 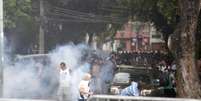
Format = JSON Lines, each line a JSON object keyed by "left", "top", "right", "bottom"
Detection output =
{"left": 57, "top": 62, "right": 72, "bottom": 101}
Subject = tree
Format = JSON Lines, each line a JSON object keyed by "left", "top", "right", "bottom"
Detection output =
{"left": 196, "top": 11, "right": 201, "bottom": 59}
{"left": 172, "top": 0, "right": 201, "bottom": 98}
{"left": 111, "top": 0, "right": 201, "bottom": 98}
{"left": 110, "top": 0, "right": 177, "bottom": 48}
{"left": 4, "top": 0, "right": 32, "bottom": 30}
{"left": 4, "top": 0, "right": 37, "bottom": 54}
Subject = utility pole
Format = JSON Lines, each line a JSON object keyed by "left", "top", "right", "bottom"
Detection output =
{"left": 0, "top": 0, "right": 3, "bottom": 97}
{"left": 39, "top": 0, "right": 45, "bottom": 54}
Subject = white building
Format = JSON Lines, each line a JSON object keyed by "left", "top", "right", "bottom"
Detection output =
{"left": 149, "top": 24, "right": 165, "bottom": 50}
{"left": 102, "top": 36, "right": 113, "bottom": 52}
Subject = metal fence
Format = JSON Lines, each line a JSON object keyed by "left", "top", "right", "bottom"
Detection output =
{"left": 88, "top": 95, "right": 201, "bottom": 101}
{"left": 0, "top": 98, "right": 55, "bottom": 101}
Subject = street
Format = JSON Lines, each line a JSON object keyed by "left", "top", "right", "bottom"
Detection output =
{"left": 2, "top": 0, "right": 201, "bottom": 100}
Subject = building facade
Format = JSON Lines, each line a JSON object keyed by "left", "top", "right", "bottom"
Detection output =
{"left": 114, "top": 21, "right": 165, "bottom": 52}
{"left": 149, "top": 24, "right": 165, "bottom": 51}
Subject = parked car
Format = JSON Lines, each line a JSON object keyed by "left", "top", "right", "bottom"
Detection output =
{"left": 110, "top": 65, "right": 154, "bottom": 95}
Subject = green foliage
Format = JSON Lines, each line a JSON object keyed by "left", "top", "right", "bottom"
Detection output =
{"left": 157, "top": 0, "right": 177, "bottom": 27}
{"left": 112, "top": 0, "right": 177, "bottom": 40}
{"left": 96, "top": 24, "right": 121, "bottom": 44}
{"left": 4, "top": 0, "right": 32, "bottom": 29}
{"left": 3, "top": 0, "right": 38, "bottom": 54}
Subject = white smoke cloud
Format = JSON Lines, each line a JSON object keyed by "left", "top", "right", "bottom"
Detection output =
{"left": 3, "top": 43, "right": 114, "bottom": 100}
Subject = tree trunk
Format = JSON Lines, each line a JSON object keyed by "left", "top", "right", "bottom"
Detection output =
{"left": 174, "top": 0, "right": 201, "bottom": 98}
{"left": 39, "top": 0, "right": 45, "bottom": 54}
{"left": 195, "top": 11, "right": 201, "bottom": 59}
{"left": 88, "top": 33, "right": 93, "bottom": 46}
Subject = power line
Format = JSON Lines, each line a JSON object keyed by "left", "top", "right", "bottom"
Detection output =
{"left": 98, "top": 7, "right": 130, "bottom": 14}
{"left": 47, "top": 13, "right": 123, "bottom": 24}
{"left": 53, "top": 6, "right": 126, "bottom": 20}
{"left": 50, "top": 6, "right": 127, "bottom": 23}
{"left": 48, "top": 11, "right": 96, "bottom": 22}
{"left": 47, "top": 9, "right": 125, "bottom": 24}
{"left": 47, "top": 17, "right": 106, "bottom": 23}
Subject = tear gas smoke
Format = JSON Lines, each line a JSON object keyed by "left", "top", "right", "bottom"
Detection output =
{"left": 3, "top": 43, "right": 115, "bottom": 100}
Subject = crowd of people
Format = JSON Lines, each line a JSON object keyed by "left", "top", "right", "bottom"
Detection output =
{"left": 153, "top": 60, "right": 177, "bottom": 97}
{"left": 113, "top": 51, "right": 171, "bottom": 66}
{"left": 56, "top": 50, "right": 178, "bottom": 100}
{"left": 109, "top": 50, "right": 177, "bottom": 97}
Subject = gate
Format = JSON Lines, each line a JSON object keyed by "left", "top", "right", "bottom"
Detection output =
{"left": 88, "top": 95, "right": 201, "bottom": 101}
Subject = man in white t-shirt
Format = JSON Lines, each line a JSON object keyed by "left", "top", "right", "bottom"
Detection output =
{"left": 57, "top": 62, "right": 72, "bottom": 101}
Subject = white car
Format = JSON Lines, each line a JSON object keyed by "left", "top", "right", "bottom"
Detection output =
{"left": 113, "top": 72, "right": 130, "bottom": 84}
{"left": 110, "top": 72, "right": 130, "bottom": 95}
